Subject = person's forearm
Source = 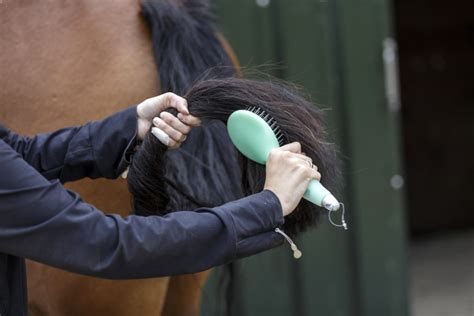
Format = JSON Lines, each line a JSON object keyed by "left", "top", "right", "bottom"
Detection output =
{"left": 1, "top": 191, "right": 283, "bottom": 279}
{"left": 0, "top": 141, "right": 283, "bottom": 278}
{"left": 0, "top": 106, "right": 137, "bottom": 182}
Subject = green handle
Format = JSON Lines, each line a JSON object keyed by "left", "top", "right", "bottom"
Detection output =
{"left": 303, "top": 179, "right": 330, "bottom": 206}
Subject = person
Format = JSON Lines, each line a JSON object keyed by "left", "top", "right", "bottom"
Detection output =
{"left": 0, "top": 93, "right": 320, "bottom": 316}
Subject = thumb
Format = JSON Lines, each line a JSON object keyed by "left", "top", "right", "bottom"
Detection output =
{"left": 161, "top": 92, "right": 189, "bottom": 115}
{"left": 138, "top": 93, "right": 189, "bottom": 118}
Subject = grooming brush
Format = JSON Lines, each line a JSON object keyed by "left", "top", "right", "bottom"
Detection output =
{"left": 227, "top": 106, "right": 347, "bottom": 230}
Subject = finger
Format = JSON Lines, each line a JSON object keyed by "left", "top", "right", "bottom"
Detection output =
{"left": 279, "top": 142, "right": 301, "bottom": 154}
{"left": 292, "top": 153, "right": 312, "bottom": 166}
{"left": 313, "top": 165, "right": 319, "bottom": 173}
{"left": 151, "top": 127, "right": 170, "bottom": 146}
{"left": 167, "top": 139, "right": 180, "bottom": 149}
{"left": 303, "top": 163, "right": 321, "bottom": 181}
{"left": 153, "top": 117, "right": 186, "bottom": 142}
{"left": 298, "top": 164, "right": 321, "bottom": 182}
{"left": 151, "top": 127, "right": 181, "bottom": 149}
{"left": 286, "top": 153, "right": 312, "bottom": 169}
{"left": 159, "top": 112, "right": 192, "bottom": 135}
{"left": 312, "top": 170, "right": 322, "bottom": 181}
{"left": 288, "top": 157, "right": 310, "bottom": 174}
{"left": 177, "top": 113, "right": 201, "bottom": 127}
{"left": 293, "top": 159, "right": 319, "bottom": 179}
{"left": 163, "top": 92, "right": 189, "bottom": 115}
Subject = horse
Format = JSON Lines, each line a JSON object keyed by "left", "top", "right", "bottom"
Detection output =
{"left": 0, "top": 0, "right": 239, "bottom": 314}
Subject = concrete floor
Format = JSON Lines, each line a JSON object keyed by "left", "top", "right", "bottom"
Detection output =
{"left": 410, "top": 230, "right": 474, "bottom": 316}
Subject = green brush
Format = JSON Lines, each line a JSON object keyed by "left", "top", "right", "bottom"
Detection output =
{"left": 227, "top": 107, "right": 342, "bottom": 213}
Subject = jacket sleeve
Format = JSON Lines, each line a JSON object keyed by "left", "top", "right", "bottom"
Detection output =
{"left": 0, "top": 106, "right": 138, "bottom": 182}
{"left": 0, "top": 140, "right": 284, "bottom": 279}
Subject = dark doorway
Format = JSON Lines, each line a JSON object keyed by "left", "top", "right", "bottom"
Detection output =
{"left": 394, "top": 3, "right": 474, "bottom": 314}
{"left": 394, "top": 0, "right": 474, "bottom": 235}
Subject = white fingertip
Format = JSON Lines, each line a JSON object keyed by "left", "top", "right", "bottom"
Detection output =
{"left": 151, "top": 127, "right": 170, "bottom": 146}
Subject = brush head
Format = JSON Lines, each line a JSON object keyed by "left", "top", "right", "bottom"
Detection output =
{"left": 246, "top": 106, "right": 287, "bottom": 146}
{"left": 227, "top": 107, "right": 285, "bottom": 164}
{"left": 228, "top": 106, "right": 341, "bottom": 212}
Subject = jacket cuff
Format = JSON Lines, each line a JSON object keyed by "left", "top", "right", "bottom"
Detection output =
{"left": 117, "top": 135, "right": 141, "bottom": 174}
{"left": 212, "top": 190, "right": 285, "bottom": 260}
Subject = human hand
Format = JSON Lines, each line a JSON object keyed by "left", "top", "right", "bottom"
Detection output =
{"left": 136, "top": 92, "right": 201, "bottom": 148}
{"left": 263, "top": 142, "right": 321, "bottom": 216}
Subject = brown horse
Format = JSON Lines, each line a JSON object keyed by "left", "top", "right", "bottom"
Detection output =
{"left": 0, "top": 0, "right": 238, "bottom": 315}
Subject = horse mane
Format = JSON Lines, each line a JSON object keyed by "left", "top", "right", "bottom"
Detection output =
{"left": 136, "top": 0, "right": 243, "bottom": 216}
{"left": 128, "top": 77, "right": 341, "bottom": 236}
{"left": 141, "top": 0, "right": 236, "bottom": 95}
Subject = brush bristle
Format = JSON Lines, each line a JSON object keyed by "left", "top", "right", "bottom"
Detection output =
{"left": 246, "top": 106, "right": 287, "bottom": 146}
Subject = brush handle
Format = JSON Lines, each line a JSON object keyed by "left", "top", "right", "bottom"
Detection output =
{"left": 303, "top": 179, "right": 333, "bottom": 208}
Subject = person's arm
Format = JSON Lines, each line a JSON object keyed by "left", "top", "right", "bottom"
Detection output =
{"left": 0, "top": 139, "right": 283, "bottom": 279}
{"left": 0, "top": 93, "right": 199, "bottom": 183}
{"left": 0, "top": 106, "right": 137, "bottom": 182}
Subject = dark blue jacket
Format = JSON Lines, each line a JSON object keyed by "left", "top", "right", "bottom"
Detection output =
{"left": 0, "top": 106, "right": 284, "bottom": 316}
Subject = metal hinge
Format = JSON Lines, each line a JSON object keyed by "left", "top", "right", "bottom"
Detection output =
{"left": 383, "top": 37, "right": 401, "bottom": 112}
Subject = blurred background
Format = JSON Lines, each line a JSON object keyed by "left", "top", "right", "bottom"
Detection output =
{"left": 202, "top": 0, "right": 474, "bottom": 315}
